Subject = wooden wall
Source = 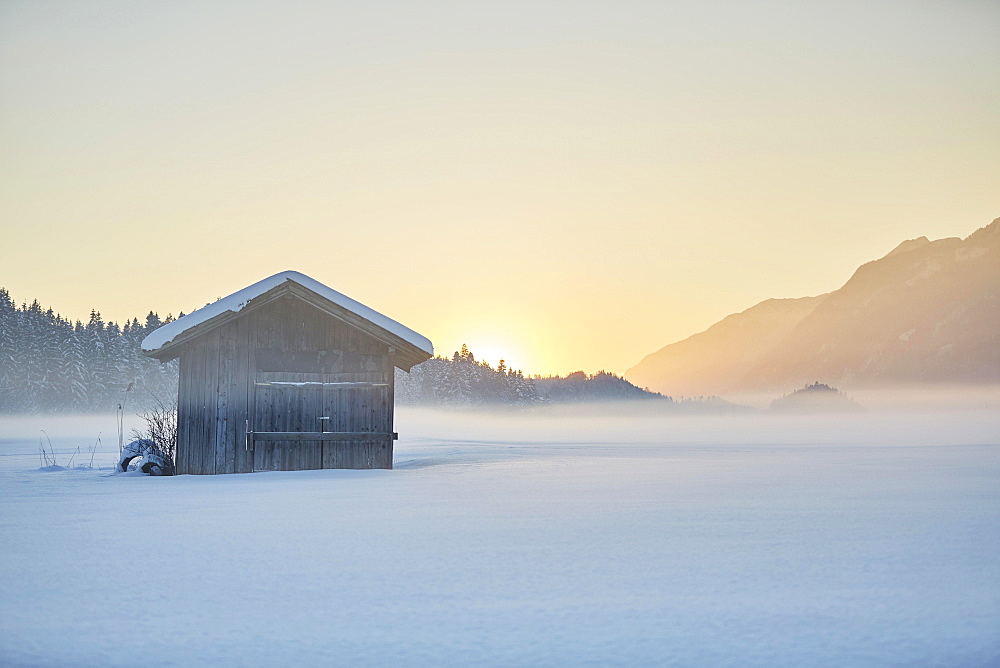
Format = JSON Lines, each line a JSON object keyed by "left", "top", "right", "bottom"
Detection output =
{"left": 175, "top": 297, "right": 394, "bottom": 474}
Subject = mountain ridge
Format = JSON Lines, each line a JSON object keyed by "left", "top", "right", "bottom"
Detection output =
{"left": 626, "top": 217, "right": 1000, "bottom": 397}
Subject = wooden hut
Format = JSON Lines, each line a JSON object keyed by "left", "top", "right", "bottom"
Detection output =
{"left": 141, "top": 271, "right": 433, "bottom": 474}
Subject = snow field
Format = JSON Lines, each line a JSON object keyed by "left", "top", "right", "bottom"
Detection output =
{"left": 1, "top": 409, "right": 998, "bottom": 666}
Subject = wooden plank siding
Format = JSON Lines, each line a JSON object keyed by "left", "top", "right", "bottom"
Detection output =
{"left": 176, "top": 353, "right": 192, "bottom": 474}
{"left": 176, "top": 336, "right": 222, "bottom": 475}
{"left": 200, "top": 330, "right": 220, "bottom": 476}
{"left": 174, "top": 295, "right": 396, "bottom": 474}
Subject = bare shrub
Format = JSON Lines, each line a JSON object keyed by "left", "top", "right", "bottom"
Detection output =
{"left": 129, "top": 398, "right": 177, "bottom": 474}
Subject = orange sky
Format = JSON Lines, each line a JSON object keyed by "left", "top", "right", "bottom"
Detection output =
{"left": 1, "top": 1, "right": 998, "bottom": 375}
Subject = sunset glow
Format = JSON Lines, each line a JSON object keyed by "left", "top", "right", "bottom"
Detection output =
{"left": 1, "top": 1, "right": 997, "bottom": 376}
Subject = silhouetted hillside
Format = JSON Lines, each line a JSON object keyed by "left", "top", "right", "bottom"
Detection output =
{"left": 769, "top": 382, "right": 864, "bottom": 414}
{"left": 626, "top": 296, "right": 825, "bottom": 397}
{"left": 533, "top": 371, "right": 666, "bottom": 403}
{"left": 627, "top": 217, "right": 1000, "bottom": 396}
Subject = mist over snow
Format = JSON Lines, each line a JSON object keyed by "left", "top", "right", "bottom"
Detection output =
{"left": 1, "top": 407, "right": 998, "bottom": 665}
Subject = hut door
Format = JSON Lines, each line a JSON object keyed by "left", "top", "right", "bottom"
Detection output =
{"left": 251, "top": 372, "right": 325, "bottom": 471}
{"left": 251, "top": 373, "right": 392, "bottom": 470}
{"left": 319, "top": 382, "right": 392, "bottom": 469}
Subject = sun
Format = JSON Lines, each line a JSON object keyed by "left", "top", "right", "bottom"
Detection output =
{"left": 470, "top": 342, "right": 513, "bottom": 368}
{"left": 449, "top": 333, "right": 529, "bottom": 374}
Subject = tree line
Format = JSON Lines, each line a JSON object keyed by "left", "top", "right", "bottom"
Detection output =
{"left": 394, "top": 344, "right": 670, "bottom": 407}
{"left": 395, "top": 344, "right": 542, "bottom": 406}
{"left": 0, "top": 288, "right": 178, "bottom": 414}
{"left": 1, "top": 290, "right": 677, "bottom": 414}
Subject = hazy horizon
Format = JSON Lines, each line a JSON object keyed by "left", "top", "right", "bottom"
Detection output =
{"left": 0, "top": 216, "right": 995, "bottom": 382}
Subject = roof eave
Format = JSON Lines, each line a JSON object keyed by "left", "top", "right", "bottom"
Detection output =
{"left": 143, "top": 282, "right": 433, "bottom": 370}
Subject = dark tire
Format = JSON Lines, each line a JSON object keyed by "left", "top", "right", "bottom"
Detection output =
{"left": 141, "top": 461, "right": 163, "bottom": 475}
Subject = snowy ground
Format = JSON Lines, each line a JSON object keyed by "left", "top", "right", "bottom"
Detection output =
{"left": 1, "top": 408, "right": 999, "bottom": 666}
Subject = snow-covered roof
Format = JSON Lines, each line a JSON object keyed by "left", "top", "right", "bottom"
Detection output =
{"left": 141, "top": 271, "right": 433, "bottom": 360}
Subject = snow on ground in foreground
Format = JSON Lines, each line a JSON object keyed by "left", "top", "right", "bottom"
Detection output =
{"left": 1, "top": 409, "right": 998, "bottom": 666}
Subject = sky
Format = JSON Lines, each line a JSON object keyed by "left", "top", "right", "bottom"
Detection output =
{"left": 1, "top": 0, "right": 998, "bottom": 376}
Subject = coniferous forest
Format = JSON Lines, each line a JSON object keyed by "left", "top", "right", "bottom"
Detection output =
{"left": 394, "top": 344, "right": 670, "bottom": 407}
{"left": 0, "top": 289, "right": 179, "bottom": 414}
{"left": 395, "top": 344, "right": 542, "bottom": 407}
